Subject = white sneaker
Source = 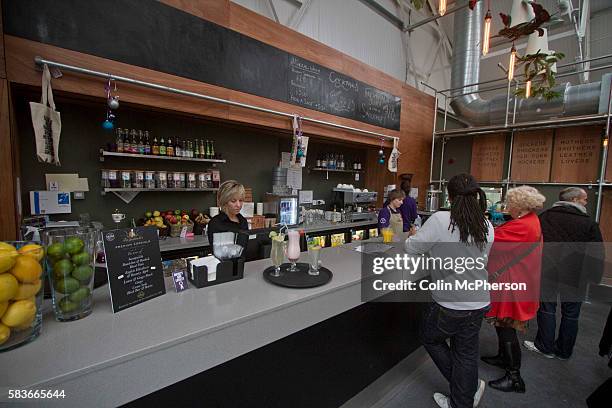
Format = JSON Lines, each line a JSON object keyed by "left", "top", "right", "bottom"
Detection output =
{"left": 473, "top": 379, "right": 485, "bottom": 407}
{"left": 433, "top": 393, "right": 450, "bottom": 408}
{"left": 523, "top": 340, "right": 554, "bottom": 358}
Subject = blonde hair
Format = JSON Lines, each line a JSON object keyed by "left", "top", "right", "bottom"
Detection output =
{"left": 217, "top": 180, "right": 245, "bottom": 213}
{"left": 506, "top": 186, "right": 545, "bottom": 212}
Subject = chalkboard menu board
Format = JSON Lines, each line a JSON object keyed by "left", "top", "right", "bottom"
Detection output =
{"left": 103, "top": 226, "right": 166, "bottom": 313}
{"left": 3, "top": 0, "right": 402, "bottom": 130}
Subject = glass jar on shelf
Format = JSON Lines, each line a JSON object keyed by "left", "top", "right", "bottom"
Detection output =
{"left": 144, "top": 171, "right": 156, "bottom": 189}
{"left": 107, "top": 169, "right": 120, "bottom": 188}
{"left": 197, "top": 172, "right": 207, "bottom": 189}
{"left": 186, "top": 172, "right": 197, "bottom": 189}
{"left": 120, "top": 170, "right": 132, "bottom": 189}
{"left": 167, "top": 171, "right": 176, "bottom": 189}
{"left": 156, "top": 171, "right": 168, "bottom": 189}
{"left": 132, "top": 170, "right": 144, "bottom": 188}
{"left": 100, "top": 169, "right": 110, "bottom": 188}
{"left": 175, "top": 172, "right": 185, "bottom": 189}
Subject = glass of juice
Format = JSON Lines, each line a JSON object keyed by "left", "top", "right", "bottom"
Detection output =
{"left": 270, "top": 235, "right": 286, "bottom": 277}
{"left": 306, "top": 236, "right": 321, "bottom": 276}
{"left": 382, "top": 228, "right": 394, "bottom": 243}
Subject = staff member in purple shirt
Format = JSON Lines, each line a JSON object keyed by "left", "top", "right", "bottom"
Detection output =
{"left": 382, "top": 174, "right": 418, "bottom": 232}
{"left": 378, "top": 189, "right": 405, "bottom": 234}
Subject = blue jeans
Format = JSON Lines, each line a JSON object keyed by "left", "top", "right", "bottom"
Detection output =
{"left": 420, "top": 303, "right": 487, "bottom": 408}
{"left": 535, "top": 299, "right": 582, "bottom": 359}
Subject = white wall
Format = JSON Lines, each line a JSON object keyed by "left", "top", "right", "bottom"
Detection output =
{"left": 231, "top": 0, "right": 452, "bottom": 94}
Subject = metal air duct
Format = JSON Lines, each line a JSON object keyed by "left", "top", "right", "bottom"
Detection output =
{"left": 450, "top": 0, "right": 603, "bottom": 126}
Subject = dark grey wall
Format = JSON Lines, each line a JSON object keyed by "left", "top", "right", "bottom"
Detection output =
{"left": 15, "top": 91, "right": 367, "bottom": 226}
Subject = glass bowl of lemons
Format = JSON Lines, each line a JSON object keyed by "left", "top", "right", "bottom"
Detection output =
{"left": 0, "top": 241, "right": 45, "bottom": 352}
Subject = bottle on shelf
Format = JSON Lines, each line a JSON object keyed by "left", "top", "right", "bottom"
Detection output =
{"left": 193, "top": 139, "right": 199, "bottom": 158}
{"left": 175, "top": 138, "right": 182, "bottom": 157}
{"left": 159, "top": 137, "right": 166, "bottom": 156}
{"left": 210, "top": 140, "right": 215, "bottom": 159}
{"left": 144, "top": 131, "right": 151, "bottom": 155}
{"left": 138, "top": 131, "right": 145, "bottom": 155}
{"left": 189, "top": 141, "right": 194, "bottom": 158}
{"left": 130, "top": 129, "right": 138, "bottom": 154}
{"left": 339, "top": 155, "right": 345, "bottom": 170}
{"left": 199, "top": 140, "right": 205, "bottom": 159}
{"left": 167, "top": 138, "right": 174, "bottom": 156}
{"left": 152, "top": 137, "right": 159, "bottom": 155}
{"left": 321, "top": 154, "right": 328, "bottom": 169}
{"left": 116, "top": 128, "right": 124, "bottom": 153}
{"left": 316, "top": 155, "right": 321, "bottom": 168}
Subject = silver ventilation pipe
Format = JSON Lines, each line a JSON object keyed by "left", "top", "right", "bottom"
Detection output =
{"left": 450, "top": 0, "right": 602, "bottom": 126}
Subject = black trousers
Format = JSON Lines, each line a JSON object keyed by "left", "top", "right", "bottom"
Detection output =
{"left": 420, "top": 302, "right": 487, "bottom": 408}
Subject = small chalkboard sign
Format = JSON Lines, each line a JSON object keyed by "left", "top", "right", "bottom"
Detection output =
{"left": 102, "top": 226, "right": 166, "bottom": 313}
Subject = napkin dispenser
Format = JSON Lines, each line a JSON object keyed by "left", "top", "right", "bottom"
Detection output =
{"left": 188, "top": 256, "right": 245, "bottom": 289}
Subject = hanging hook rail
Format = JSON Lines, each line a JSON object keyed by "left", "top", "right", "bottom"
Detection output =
{"left": 34, "top": 56, "right": 399, "bottom": 142}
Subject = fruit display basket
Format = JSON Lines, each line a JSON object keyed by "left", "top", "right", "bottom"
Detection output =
{"left": 43, "top": 228, "right": 97, "bottom": 322}
{"left": 169, "top": 221, "right": 194, "bottom": 238}
{"left": 0, "top": 241, "right": 45, "bottom": 352}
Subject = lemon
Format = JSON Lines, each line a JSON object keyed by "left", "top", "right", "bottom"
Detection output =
{"left": 0, "top": 242, "right": 19, "bottom": 274}
{"left": 18, "top": 244, "right": 45, "bottom": 262}
{"left": 1, "top": 299, "right": 36, "bottom": 327}
{"left": 0, "top": 323, "right": 10, "bottom": 345}
{"left": 0, "top": 274, "right": 18, "bottom": 302}
{"left": 13, "top": 280, "right": 42, "bottom": 300}
{"left": 10, "top": 255, "right": 43, "bottom": 283}
{"left": 0, "top": 300, "right": 7, "bottom": 317}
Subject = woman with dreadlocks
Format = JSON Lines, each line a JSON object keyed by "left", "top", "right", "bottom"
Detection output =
{"left": 482, "top": 186, "right": 544, "bottom": 394}
{"left": 405, "top": 173, "right": 494, "bottom": 408}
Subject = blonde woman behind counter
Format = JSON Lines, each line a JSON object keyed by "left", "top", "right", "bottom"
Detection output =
{"left": 206, "top": 180, "right": 249, "bottom": 250}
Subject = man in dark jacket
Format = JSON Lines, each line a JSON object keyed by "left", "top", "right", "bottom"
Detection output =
{"left": 524, "top": 187, "right": 604, "bottom": 360}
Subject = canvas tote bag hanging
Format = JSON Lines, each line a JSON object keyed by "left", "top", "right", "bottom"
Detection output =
{"left": 388, "top": 137, "right": 400, "bottom": 173}
{"left": 30, "top": 64, "right": 61, "bottom": 166}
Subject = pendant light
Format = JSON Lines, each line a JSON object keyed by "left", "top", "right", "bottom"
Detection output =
{"left": 439, "top": 0, "right": 447, "bottom": 16}
{"left": 525, "top": 80, "right": 532, "bottom": 98}
{"left": 508, "top": 45, "right": 517, "bottom": 81}
{"left": 482, "top": 5, "right": 492, "bottom": 56}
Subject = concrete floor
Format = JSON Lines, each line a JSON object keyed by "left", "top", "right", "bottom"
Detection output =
{"left": 342, "top": 301, "right": 612, "bottom": 408}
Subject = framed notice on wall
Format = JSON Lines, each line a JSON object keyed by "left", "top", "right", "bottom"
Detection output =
{"left": 470, "top": 134, "right": 506, "bottom": 182}
{"left": 510, "top": 130, "right": 553, "bottom": 182}
{"left": 551, "top": 127, "right": 601, "bottom": 183}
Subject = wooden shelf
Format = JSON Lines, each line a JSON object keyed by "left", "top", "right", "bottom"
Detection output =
{"left": 103, "top": 188, "right": 218, "bottom": 193}
{"left": 309, "top": 167, "right": 364, "bottom": 173}
{"left": 100, "top": 150, "right": 226, "bottom": 163}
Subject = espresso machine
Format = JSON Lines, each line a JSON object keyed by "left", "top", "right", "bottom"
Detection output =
{"left": 331, "top": 189, "right": 378, "bottom": 222}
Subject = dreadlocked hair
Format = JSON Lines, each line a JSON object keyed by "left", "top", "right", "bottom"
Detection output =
{"left": 446, "top": 173, "right": 489, "bottom": 250}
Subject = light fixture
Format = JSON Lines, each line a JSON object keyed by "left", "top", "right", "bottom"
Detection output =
{"left": 482, "top": 9, "right": 492, "bottom": 56}
{"left": 439, "top": 0, "right": 447, "bottom": 16}
{"left": 525, "top": 80, "right": 532, "bottom": 98}
{"left": 508, "top": 45, "right": 517, "bottom": 81}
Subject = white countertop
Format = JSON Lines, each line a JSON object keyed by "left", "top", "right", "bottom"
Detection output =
{"left": 0, "top": 237, "right": 420, "bottom": 407}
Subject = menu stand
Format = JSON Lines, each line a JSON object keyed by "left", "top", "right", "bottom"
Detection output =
{"left": 263, "top": 263, "right": 332, "bottom": 288}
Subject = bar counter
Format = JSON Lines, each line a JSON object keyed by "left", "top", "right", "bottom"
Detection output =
{"left": 0, "top": 237, "right": 425, "bottom": 407}
{"left": 157, "top": 219, "right": 378, "bottom": 252}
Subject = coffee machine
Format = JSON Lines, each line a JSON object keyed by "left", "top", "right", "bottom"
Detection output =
{"left": 331, "top": 189, "right": 378, "bottom": 222}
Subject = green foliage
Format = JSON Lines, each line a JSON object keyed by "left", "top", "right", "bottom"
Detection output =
{"left": 514, "top": 50, "right": 565, "bottom": 101}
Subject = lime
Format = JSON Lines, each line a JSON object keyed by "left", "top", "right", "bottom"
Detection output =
{"left": 55, "top": 277, "right": 80, "bottom": 294}
{"left": 53, "top": 259, "right": 73, "bottom": 280}
{"left": 59, "top": 297, "right": 78, "bottom": 313}
{"left": 72, "top": 265, "right": 93, "bottom": 282}
{"left": 72, "top": 251, "right": 90, "bottom": 266}
{"left": 46, "top": 243, "right": 65, "bottom": 259}
{"left": 64, "top": 237, "right": 84, "bottom": 255}
{"left": 69, "top": 287, "right": 91, "bottom": 303}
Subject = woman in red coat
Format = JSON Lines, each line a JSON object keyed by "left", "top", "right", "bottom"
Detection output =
{"left": 482, "top": 185, "right": 545, "bottom": 393}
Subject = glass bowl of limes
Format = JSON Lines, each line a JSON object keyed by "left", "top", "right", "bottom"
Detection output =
{"left": 43, "top": 228, "right": 97, "bottom": 322}
{"left": 0, "top": 241, "right": 45, "bottom": 352}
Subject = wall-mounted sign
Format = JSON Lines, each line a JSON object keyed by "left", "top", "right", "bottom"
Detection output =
{"left": 103, "top": 226, "right": 166, "bottom": 313}
{"left": 470, "top": 134, "right": 506, "bottom": 181}
{"left": 551, "top": 127, "right": 600, "bottom": 183}
{"left": 510, "top": 130, "right": 553, "bottom": 182}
